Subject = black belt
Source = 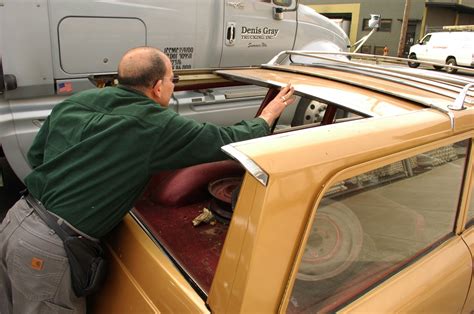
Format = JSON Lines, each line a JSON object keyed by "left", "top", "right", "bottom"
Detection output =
{"left": 24, "top": 193, "right": 81, "bottom": 238}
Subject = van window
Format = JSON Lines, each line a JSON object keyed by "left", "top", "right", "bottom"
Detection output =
{"left": 421, "top": 34, "right": 431, "bottom": 45}
{"left": 287, "top": 141, "right": 468, "bottom": 313}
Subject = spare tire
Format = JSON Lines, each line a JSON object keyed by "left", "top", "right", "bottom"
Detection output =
{"left": 297, "top": 200, "right": 364, "bottom": 281}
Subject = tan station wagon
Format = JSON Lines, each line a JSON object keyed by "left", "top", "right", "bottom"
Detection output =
{"left": 92, "top": 51, "right": 474, "bottom": 313}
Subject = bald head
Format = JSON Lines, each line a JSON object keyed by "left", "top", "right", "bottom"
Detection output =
{"left": 117, "top": 47, "right": 169, "bottom": 89}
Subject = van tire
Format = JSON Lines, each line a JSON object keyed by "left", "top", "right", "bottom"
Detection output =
{"left": 445, "top": 58, "right": 458, "bottom": 74}
{"left": 408, "top": 54, "right": 420, "bottom": 68}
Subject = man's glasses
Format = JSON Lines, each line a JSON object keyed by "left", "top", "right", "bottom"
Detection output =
{"left": 171, "top": 75, "right": 180, "bottom": 84}
{"left": 152, "top": 75, "right": 179, "bottom": 88}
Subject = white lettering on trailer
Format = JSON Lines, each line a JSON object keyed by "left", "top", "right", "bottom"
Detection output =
{"left": 163, "top": 47, "right": 194, "bottom": 70}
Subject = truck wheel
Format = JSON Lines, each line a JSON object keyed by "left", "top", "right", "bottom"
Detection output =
{"left": 408, "top": 54, "right": 420, "bottom": 68}
{"left": 433, "top": 65, "right": 443, "bottom": 70}
{"left": 445, "top": 58, "right": 458, "bottom": 74}
{"left": 291, "top": 99, "right": 327, "bottom": 126}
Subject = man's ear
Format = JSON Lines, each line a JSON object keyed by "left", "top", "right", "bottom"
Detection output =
{"left": 152, "top": 80, "right": 163, "bottom": 99}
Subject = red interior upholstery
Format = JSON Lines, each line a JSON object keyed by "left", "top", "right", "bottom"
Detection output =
{"left": 134, "top": 160, "right": 245, "bottom": 293}
{"left": 147, "top": 160, "right": 244, "bottom": 207}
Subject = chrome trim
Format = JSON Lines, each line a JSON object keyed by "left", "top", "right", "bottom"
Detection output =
{"left": 221, "top": 144, "right": 269, "bottom": 186}
{"left": 216, "top": 71, "right": 374, "bottom": 118}
{"left": 449, "top": 83, "right": 474, "bottom": 111}
{"left": 447, "top": 111, "right": 455, "bottom": 129}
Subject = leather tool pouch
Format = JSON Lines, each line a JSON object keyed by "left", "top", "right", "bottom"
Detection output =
{"left": 25, "top": 193, "right": 107, "bottom": 297}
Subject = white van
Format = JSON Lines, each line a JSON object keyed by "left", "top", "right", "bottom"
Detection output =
{"left": 408, "top": 31, "right": 474, "bottom": 73}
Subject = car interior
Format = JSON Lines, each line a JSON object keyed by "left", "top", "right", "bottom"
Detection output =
{"left": 131, "top": 83, "right": 367, "bottom": 297}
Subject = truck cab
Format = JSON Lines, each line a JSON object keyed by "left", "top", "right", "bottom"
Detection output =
{"left": 0, "top": 0, "right": 349, "bottom": 182}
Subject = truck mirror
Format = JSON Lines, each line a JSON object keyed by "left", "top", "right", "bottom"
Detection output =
{"left": 273, "top": 0, "right": 293, "bottom": 7}
{"left": 272, "top": 0, "right": 298, "bottom": 20}
{"left": 368, "top": 14, "right": 380, "bottom": 29}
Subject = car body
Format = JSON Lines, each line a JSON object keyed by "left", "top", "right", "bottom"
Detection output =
{"left": 88, "top": 51, "right": 474, "bottom": 313}
{"left": 408, "top": 31, "right": 474, "bottom": 73}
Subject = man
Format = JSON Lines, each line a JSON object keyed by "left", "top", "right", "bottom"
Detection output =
{"left": 0, "top": 47, "right": 294, "bottom": 313}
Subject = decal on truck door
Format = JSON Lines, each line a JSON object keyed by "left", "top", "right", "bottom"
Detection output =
{"left": 240, "top": 26, "right": 280, "bottom": 40}
{"left": 163, "top": 47, "right": 194, "bottom": 70}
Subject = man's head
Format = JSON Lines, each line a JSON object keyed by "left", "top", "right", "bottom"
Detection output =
{"left": 117, "top": 47, "right": 176, "bottom": 107}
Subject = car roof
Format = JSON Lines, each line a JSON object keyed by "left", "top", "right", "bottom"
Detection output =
{"left": 218, "top": 52, "right": 474, "bottom": 184}
{"left": 217, "top": 54, "right": 473, "bottom": 118}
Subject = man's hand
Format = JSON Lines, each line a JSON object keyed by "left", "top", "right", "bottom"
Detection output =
{"left": 259, "top": 84, "right": 295, "bottom": 127}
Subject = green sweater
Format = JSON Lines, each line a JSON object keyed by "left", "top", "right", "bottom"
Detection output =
{"left": 25, "top": 85, "right": 269, "bottom": 238}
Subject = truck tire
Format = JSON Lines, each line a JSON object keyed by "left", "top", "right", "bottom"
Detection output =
{"left": 407, "top": 54, "right": 420, "bottom": 68}
{"left": 446, "top": 57, "right": 458, "bottom": 74}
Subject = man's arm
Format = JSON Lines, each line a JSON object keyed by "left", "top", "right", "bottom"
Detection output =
{"left": 149, "top": 84, "right": 295, "bottom": 171}
{"left": 27, "top": 116, "right": 50, "bottom": 169}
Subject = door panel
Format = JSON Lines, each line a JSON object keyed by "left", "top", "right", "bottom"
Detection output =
{"left": 341, "top": 237, "right": 471, "bottom": 313}
{"left": 461, "top": 228, "right": 474, "bottom": 312}
{"left": 221, "top": 0, "right": 296, "bottom": 67}
{"left": 287, "top": 140, "right": 472, "bottom": 313}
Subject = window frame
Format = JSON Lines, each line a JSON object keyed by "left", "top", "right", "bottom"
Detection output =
{"left": 280, "top": 134, "right": 472, "bottom": 312}
{"left": 462, "top": 138, "right": 474, "bottom": 229}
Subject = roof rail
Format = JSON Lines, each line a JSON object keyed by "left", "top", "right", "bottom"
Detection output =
{"left": 449, "top": 83, "right": 474, "bottom": 110}
{"left": 265, "top": 50, "right": 473, "bottom": 97}
{"left": 264, "top": 50, "right": 473, "bottom": 120}
{"left": 267, "top": 50, "right": 474, "bottom": 80}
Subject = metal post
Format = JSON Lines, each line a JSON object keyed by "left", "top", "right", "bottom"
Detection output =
{"left": 397, "top": 0, "right": 411, "bottom": 57}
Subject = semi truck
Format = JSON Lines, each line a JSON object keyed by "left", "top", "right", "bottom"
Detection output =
{"left": 0, "top": 0, "right": 350, "bottom": 183}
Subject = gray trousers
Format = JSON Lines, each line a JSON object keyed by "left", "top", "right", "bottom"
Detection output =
{"left": 0, "top": 198, "right": 85, "bottom": 314}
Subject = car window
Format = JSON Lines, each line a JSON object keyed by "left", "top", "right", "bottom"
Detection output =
{"left": 276, "top": 96, "right": 364, "bottom": 132}
{"left": 287, "top": 140, "right": 469, "bottom": 313}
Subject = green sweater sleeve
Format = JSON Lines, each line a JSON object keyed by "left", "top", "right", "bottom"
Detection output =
{"left": 149, "top": 113, "right": 269, "bottom": 171}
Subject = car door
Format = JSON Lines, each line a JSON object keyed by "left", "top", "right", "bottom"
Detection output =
{"left": 286, "top": 139, "right": 473, "bottom": 313}
{"left": 220, "top": 0, "right": 297, "bottom": 67}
